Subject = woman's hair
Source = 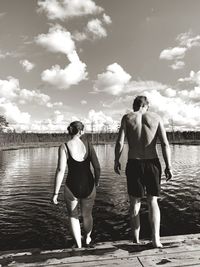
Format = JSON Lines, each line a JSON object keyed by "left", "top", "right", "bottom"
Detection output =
{"left": 67, "top": 121, "right": 84, "bottom": 136}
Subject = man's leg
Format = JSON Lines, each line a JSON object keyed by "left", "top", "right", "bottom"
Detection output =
{"left": 147, "top": 195, "right": 163, "bottom": 248}
{"left": 129, "top": 195, "right": 141, "bottom": 243}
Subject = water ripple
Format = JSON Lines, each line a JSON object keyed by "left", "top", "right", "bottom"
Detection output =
{"left": 0, "top": 144, "right": 200, "bottom": 250}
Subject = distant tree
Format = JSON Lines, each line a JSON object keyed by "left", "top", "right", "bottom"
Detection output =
{"left": 0, "top": 115, "right": 9, "bottom": 132}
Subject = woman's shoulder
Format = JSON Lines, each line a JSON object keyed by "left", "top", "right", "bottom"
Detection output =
{"left": 58, "top": 143, "right": 68, "bottom": 154}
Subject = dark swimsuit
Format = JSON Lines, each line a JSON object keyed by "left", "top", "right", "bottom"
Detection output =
{"left": 65, "top": 142, "right": 94, "bottom": 199}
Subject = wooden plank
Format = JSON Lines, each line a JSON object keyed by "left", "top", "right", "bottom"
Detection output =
{"left": 1, "top": 234, "right": 200, "bottom": 267}
{"left": 139, "top": 250, "right": 200, "bottom": 267}
{"left": 5, "top": 256, "right": 142, "bottom": 267}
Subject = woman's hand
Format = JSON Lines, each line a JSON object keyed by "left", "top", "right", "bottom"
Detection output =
{"left": 52, "top": 194, "right": 58, "bottom": 205}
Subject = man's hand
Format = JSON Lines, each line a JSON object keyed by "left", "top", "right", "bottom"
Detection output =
{"left": 52, "top": 194, "right": 58, "bottom": 205}
{"left": 165, "top": 168, "right": 172, "bottom": 181}
{"left": 114, "top": 160, "right": 121, "bottom": 175}
{"left": 95, "top": 181, "right": 99, "bottom": 187}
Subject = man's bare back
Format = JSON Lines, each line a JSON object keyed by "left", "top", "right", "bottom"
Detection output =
{"left": 123, "top": 111, "right": 160, "bottom": 159}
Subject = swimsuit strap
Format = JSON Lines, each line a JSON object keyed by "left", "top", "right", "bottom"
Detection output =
{"left": 65, "top": 143, "right": 72, "bottom": 158}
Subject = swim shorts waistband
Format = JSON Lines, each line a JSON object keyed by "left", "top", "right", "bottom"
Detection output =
{"left": 127, "top": 158, "right": 159, "bottom": 163}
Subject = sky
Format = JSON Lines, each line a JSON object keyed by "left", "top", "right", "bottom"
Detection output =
{"left": 1, "top": 0, "right": 200, "bottom": 132}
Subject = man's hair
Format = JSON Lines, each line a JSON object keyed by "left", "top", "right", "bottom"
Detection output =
{"left": 133, "top": 96, "right": 149, "bottom": 111}
{"left": 67, "top": 121, "right": 84, "bottom": 136}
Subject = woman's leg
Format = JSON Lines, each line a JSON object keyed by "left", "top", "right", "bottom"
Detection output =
{"left": 64, "top": 186, "right": 82, "bottom": 248}
{"left": 81, "top": 186, "right": 96, "bottom": 245}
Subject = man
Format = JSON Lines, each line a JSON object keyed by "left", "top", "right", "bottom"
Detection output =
{"left": 114, "top": 95, "right": 172, "bottom": 248}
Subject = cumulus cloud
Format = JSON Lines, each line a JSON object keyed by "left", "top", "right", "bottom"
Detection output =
{"left": 86, "top": 19, "right": 107, "bottom": 39}
{"left": 20, "top": 59, "right": 35, "bottom": 72}
{"left": 178, "top": 70, "right": 200, "bottom": 85}
{"left": 159, "top": 47, "right": 187, "bottom": 60}
{"left": 144, "top": 90, "right": 200, "bottom": 129}
{"left": 35, "top": 24, "right": 75, "bottom": 55}
{"left": 0, "top": 76, "right": 62, "bottom": 108}
{"left": 0, "top": 77, "right": 20, "bottom": 99}
{"left": 37, "top": 0, "right": 103, "bottom": 20}
{"left": 176, "top": 31, "right": 200, "bottom": 48}
{"left": 94, "top": 63, "right": 131, "bottom": 95}
{"left": 36, "top": 25, "right": 88, "bottom": 88}
{"left": 41, "top": 51, "right": 88, "bottom": 89}
{"left": 102, "top": 14, "right": 112, "bottom": 24}
{"left": 160, "top": 31, "right": 200, "bottom": 70}
{"left": 84, "top": 109, "right": 119, "bottom": 132}
{"left": 170, "top": 60, "right": 185, "bottom": 70}
{"left": 73, "top": 14, "right": 112, "bottom": 41}
{"left": 94, "top": 63, "right": 168, "bottom": 96}
{"left": 0, "top": 98, "right": 31, "bottom": 124}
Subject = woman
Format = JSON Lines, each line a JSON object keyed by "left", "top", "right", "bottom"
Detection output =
{"left": 52, "top": 121, "right": 100, "bottom": 248}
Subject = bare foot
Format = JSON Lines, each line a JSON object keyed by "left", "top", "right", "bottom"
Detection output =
{"left": 85, "top": 236, "right": 91, "bottom": 245}
{"left": 152, "top": 240, "right": 163, "bottom": 248}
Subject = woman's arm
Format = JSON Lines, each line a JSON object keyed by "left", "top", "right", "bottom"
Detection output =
{"left": 53, "top": 144, "right": 67, "bottom": 204}
{"left": 89, "top": 142, "right": 101, "bottom": 187}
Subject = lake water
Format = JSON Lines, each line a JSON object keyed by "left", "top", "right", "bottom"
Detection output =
{"left": 0, "top": 144, "right": 200, "bottom": 251}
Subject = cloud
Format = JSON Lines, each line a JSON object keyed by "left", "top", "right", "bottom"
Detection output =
{"left": 0, "top": 77, "right": 62, "bottom": 107}
{"left": 83, "top": 109, "right": 119, "bottom": 132}
{"left": 73, "top": 15, "right": 111, "bottom": 41}
{"left": 176, "top": 31, "right": 200, "bottom": 48}
{"left": 170, "top": 60, "right": 185, "bottom": 70}
{"left": 102, "top": 14, "right": 112, "bottom": 24}
{"left": 20, "top": 59, "right": 35, "bottom": 72}
{"left": 159, "top": 47, "right": 187, "bottom": 60}
{"left": 37, "top": 0, "right": 103, "bottom": 20}
{"left": 0, "top": 50, "right": 19, "bottom": 59}
{"left": 86, "top": 19, "right": 107, "bottom": 39}
{"left": 41, "top": 51, "right": 88, "bottom": 89}
{"left": 81, "top": 100, "right": 87, "bottom": 105}
{"left": 160, "top": 31, "right": 200, "bottom": 70}
{"left": 0, "top": 98, "right": 31, "bottom": 124}
{"left": 0, "top": 77, "right": 20, "bottom": 99}
{"left": 178, "top": 70, "right": 200, "bottom": 85}
{"left": 144, "top": 90, "right": 200, "bottom": 129}
{"left": 19, "top": 89, "right": 63, "bottom": 107}
{"left": 94, "top": 63, "right": 131, "bottom": 95}
{"left": 36, "top": 25, "right": 88, "bottom": 89}
{"left": 35, "top": 24, "right": 75, "bottom": 55}
{"left": 94, "top": 63, "right": 168, "bottom": 96}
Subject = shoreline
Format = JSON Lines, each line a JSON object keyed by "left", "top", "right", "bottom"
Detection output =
{"left": 1, "top": 139, "right": 200, "bottom": 151}
{"left": 0, "top": 142, "right": 62, "bottom": 151}
{"left": 1, "top": 140, "right": 200, "bottom": 151}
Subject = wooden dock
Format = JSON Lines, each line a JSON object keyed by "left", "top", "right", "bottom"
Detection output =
{"left": 0, "top": 233, "right": 200, "bottom": 267}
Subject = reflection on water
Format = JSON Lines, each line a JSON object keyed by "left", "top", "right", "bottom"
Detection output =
{"left": 0, "top": 144, "right": 200, "bottom": 250}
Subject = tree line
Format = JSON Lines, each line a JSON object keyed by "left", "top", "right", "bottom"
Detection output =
{"left": 1, "top": 115, "right": 200, "bottom": 146}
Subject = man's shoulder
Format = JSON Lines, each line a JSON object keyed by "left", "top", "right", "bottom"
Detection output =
{"left": 123, "top": 112, "right": 134, "bottom": 120}
{"left": 145, "top": 111, "right": 161, "bottom": 121}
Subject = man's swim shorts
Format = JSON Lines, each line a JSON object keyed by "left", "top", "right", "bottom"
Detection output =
{"left": 125, "top": 158, "right": 162, "bottom": 197}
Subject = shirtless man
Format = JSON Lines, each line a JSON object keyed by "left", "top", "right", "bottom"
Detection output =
{"left": 114, "top": 95, "right": 172, "bottom": 248}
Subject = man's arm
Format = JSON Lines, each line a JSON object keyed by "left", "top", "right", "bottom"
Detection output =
{"left": 114, "top": 115, "right": 126, "bottom": 175}
{"left": 157, "top": 119, "right": 172, "bottom": 181}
